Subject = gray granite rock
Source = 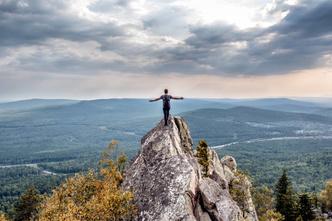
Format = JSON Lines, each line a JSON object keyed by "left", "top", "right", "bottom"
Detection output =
{"left": 221, "top": 156, "right": 237, "bottom": 172}
{"left": 122, "top": 117, "right": 258, "bottom": 221}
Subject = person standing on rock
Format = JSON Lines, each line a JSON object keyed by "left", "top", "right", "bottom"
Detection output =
{"left": 149, "top": 89, "right": 184, "bottom": 126}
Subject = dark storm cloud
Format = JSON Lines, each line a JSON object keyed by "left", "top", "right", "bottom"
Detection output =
{"left": 185, "top": 25, "right": 255, "bottom": 48}
{"left": 273, "top": 1, "right": 332, "bottom": 38}
{"left": 0, "top": 0, "right": 125, "bottom": 46}
{"left": 0, "top": 0, "right": 331, "bottom": 76}
{"left": 155, "top": 0, "right": 332, "bottom": 75}
{"left": 250, "top": 1, "right": 332, "bottom": 74}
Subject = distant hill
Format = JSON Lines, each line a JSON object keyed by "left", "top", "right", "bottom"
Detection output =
{"left": 0, "top": 97, "right": 326, "bottom": 115}
{"left": 1, "top": 100, "right": 332, "bottom": 165}
{"left": 0, "top": 99, "right": 78, "bottom": 113}
{"left": 212, "top": 98, "right": 325, "bottom": 113}
{"left": 0, "top": 98, "right": 234, "bottom": 125}
{"left": 315, "top": 108, "right": 332, "bottom": 118}
{"left": 295, "top": 97, "right": 332, "bottom": 107}
{"left": 182, "top": 106, "right": 332, "bottom": 145}
{"left": 230, "top": 98, "right": 314, "bottom": 106}
{"left": 0, "top": 98, "right": 233, "bottom": 164}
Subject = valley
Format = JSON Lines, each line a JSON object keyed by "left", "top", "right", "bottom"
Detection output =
{"left": 0, "top": 98, "right": 332, "bottom": 213}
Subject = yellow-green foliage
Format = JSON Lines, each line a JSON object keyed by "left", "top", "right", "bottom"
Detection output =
{"left": 0, "top": 212, "right": 8, "bottom": 221}
{"left": 99, "top": 140, "right": 128, "bottom": 174}
{"left": 252, "top": 186, "right": 274, "bottom": 219}
{"left": 312, "top": 217, "right": 326, "bottom": 221}
{"left": 195, "top": 140, "right": 210, "bottom": 176}
{"left": 295, "top": 216, "right": 304, "bottom": 221}
{"left": 320, "top": 179, "right": 332, "bottom": 211}
{"left": 260, "top": 210, "right": 284, "bottom": 221}
{"left": 229, "top": 170, "right": 250, "bottom": 212}
{"left": 38, "top": 140, "right": 136, "bottom": 221}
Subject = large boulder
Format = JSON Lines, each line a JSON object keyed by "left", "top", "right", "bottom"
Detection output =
{"left": 221, "top": 156, "right": 237, "bottom": 172}
{"left": 199, "top": 178, "right": 243, "bottom": 221}
{"left": 123, "top": 116, "right": 258, "bottom": 221}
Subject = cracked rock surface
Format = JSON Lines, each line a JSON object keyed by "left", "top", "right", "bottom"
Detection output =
{"left": 123, "top": 117, "right": 258, "bottom": 221}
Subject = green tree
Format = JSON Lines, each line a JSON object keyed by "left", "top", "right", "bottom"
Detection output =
{"left": 298, "top": 193, "right": 315, "bottom": 221}
{"left": 275, "top": 170, "right": 297, "bottom": 221}
{"left": 195, "top": 140, "right": 210, "bottom": 176}
{"left": 13, "top": 186, "right": 42, "bottom": 221}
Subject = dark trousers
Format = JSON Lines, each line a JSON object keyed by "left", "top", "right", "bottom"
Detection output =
{"left": 163, "top": 108, "right": 170, "bottom": 125}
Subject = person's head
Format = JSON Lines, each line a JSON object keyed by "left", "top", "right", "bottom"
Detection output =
{"left": 164, "top": 89, "right": 168, "bottom": 94}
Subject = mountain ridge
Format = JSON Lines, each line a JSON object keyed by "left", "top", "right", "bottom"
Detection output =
{"left": 183, "top": 106, "right": 332, "bottom": 123}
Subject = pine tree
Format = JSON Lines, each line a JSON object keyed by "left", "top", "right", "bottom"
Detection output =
{"left": 275, "top": 170, "right": 297, "bottom": 221}
{"left": 195, "top": 140, "right": 210, "bottom": 176}
{"left": 13, "top": 186, "right": 42, "bottom": 221}
{"left": 298, "top": 193, "right": 314, "bottom": 221}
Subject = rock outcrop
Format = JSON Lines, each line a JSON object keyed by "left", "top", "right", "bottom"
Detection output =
{"left": 220, "top": 156, "right": 257, "bottom": 221}
{"left": 123, "top": 117, "right": 258, "bottom": 221}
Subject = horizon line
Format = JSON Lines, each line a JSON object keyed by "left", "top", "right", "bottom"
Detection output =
{"left": 1, "top": 96, "right": 332, "bottom": 103}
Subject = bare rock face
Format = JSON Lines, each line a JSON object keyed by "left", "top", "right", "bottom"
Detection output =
{"left": 199, "top": 178, "right": 243, "bottom": 221}
{"left": 123, "top": 117, "right": 258, "bottom": 221}
{"left": 221, "top": 156, "right": 237, "bottom": 172}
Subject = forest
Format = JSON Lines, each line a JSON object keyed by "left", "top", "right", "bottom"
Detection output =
{"left": 0, "top": 98, "right": 332, "bottom": 218}
{"left": 217, "top": 138, "right": 332, "bottom": 192}
{"left": 0, "top": 145, "right": 331, "bottom": 221}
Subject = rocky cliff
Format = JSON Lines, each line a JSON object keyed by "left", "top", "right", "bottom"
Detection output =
{"left": 123, "top": 116, "right": 258, "bottom": 221}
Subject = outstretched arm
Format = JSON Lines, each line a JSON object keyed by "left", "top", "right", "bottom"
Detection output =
{"left": 149, "top": 97, "right": 161, "bottom": 102}
{"left": 171, "top": 96, "right": 184, "bottom": 100}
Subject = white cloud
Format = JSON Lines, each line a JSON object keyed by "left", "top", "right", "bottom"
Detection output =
{"left": 0, "top": 0, "right": 332, "bottom": 98}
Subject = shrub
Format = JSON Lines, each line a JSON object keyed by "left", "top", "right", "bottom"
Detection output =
{"left": 260, "top": 209, "right": 284, "bottom": 221}
{"left": 252, "top": 186, "right": 274, "bottom": 219}
{"left": 13, "top": 186, "right": 42, "bottom": 221}
{"left": 229, "top": 170, "right": 250, "bottom": 212}
{"left": 37, "top": 140, "right": 136, "bottom": 221}
{"left": 0, "top": 212, "right": 8, "bottom": 221}
{"left": 195, "top": 140, "right": 210, "bottom": 176}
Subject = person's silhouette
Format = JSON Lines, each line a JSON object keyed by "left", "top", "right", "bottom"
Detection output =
{"left": 149, "top": 89, "right": 184, "bottom": 126}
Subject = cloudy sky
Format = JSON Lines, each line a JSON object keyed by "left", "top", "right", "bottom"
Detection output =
{"left": 0, "top": 0, "right": 331, "bottom": 100}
